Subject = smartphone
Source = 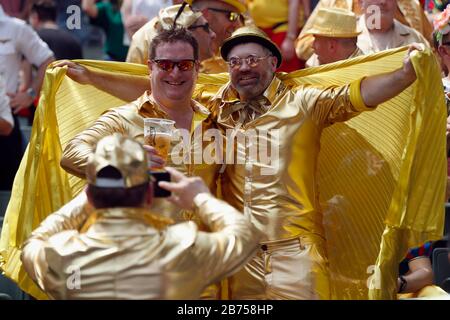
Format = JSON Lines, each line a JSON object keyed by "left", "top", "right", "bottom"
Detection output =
{"left": 150, "top": 171, "right": 171, "bottom": 198}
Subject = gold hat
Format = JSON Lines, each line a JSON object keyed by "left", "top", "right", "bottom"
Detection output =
{"left": 220, "top": 25, "right": 282, "bottom": 67}
{"left": 302, "top": 8, "right": 361, "bottom": 39}
{"left": 86, "top": 134, "right": 149, "bottom": 188}
{"left": 157, "top": 4, "right": 203, "bottom": 29}
{"left": 185, "top": 0, "right": 247, "bottom": 13}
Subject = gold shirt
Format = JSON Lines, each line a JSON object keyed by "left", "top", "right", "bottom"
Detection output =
{"left": 21, "top": 193, "right": 261, "bottom": 299}
{"left": 60, "top": 92, "right": 220, "bottom": 223}
{"left": 207, "top": 76, "right": 373, "bottom": 241}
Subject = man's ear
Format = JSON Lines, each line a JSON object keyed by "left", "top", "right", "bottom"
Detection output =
{"left": 270, "top": 56, "right": 278, "bottom": 71}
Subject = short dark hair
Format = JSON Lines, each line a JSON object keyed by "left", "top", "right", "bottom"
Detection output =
{"left": 149, "top": 27, "right": 199, "bottom": 61}
{"left": 31, "top": 0, "right": 57, "bottom": 22}
{"left": 87, "top": 166, "right": 149, "bottom": 209}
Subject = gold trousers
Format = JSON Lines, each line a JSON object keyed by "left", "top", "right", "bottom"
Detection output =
{"left": 229, "top": 235, "right": 331, "bottom": 300}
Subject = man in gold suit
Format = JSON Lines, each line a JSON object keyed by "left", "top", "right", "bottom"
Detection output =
{"left": 296, "top": 0, "right": 432, "bottom": 60}
{"left": 21, "top": 133, "right": 260, "bottom": 299}
{"left": 203, "top": 25, "right": 422, "bottom": 299}
{"left": 60, "top": 27, "right": 220, "bottom": 224}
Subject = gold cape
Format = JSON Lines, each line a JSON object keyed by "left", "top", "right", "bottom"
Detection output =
{"left": 0, "top": 47, "right": 446, "bottom": 299}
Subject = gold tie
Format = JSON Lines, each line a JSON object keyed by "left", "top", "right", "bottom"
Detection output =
{"left": 221, "top": 96, "right": 270, "bottom": 125}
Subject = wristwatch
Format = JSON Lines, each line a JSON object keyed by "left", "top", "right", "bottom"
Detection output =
{"left": 26, "top": 87, "right": 37, "bottom": 99}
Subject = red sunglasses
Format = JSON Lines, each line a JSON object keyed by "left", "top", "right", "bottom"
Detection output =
{"left": 152, "top": 59, "right": 196, "bottom": 72}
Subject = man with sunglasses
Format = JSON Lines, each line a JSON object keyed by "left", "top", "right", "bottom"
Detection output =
{"left": 60, "top": 28, "right": 221, "bottom": 229}
{"left": 197, "top": 25, "right": 423, "bottom": 300}
{"left": 186, "top": 0, "right": 246, "bottom": 73}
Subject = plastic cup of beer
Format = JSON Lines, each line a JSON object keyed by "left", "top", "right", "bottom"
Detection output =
{"left": 143, "top": 118, "right": 175, "bottom": 165}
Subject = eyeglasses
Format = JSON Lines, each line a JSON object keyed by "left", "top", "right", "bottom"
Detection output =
{"left": 207, "top": 7, "right": 242, "bottom": 22}
{"left": 227, "top": 55, "right": 272, "bottom": 69}
{"left": 188, "top": 23, "right": 210, "bottom": 33}
{"left": 152, "top": 59, "right": 196, "bottom": 72}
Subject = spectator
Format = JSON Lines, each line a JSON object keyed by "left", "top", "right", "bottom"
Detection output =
{"left": 55, "top": 0, "right": 92, "bottom": 45}
{"left": 21, "top": 133, "right": 261, "bottom": 299}
{"left": 0, "top": 75, "right": 13, "bottom": 136}
{"left": 297, "top": 0, "right": 433, "bottom": 60}
{"left": 121, "top": 0, "right": 176, "bottom": 39}
{"left": 397, "top": 242, "right": 449, "bottom": 298}
{"left": 82, "top": 0, "right": 129, "bottom": 61}
{"left": 247, "top": 0, "right": 310, "bottom": 72}
{"left": 356, "top": 0, "right": 428, "bottom": 54}
{"left": 0, "top": 4, "right": 54, "bottom": 190}
{"left": 29, "top": 0, "right": 83, "bottom": 60}
{"left": 188, "top": 0, "right": 246, "bottom": 73}
{"left": 302, "top": 8, "right": 362, "bottom": 67}
{"left": 126, "top": 4, "right": 217, "bottom": 68}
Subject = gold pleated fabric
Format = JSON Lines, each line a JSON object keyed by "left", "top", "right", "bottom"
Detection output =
{"left": 0, "top": 47, "right": 446, "bottom": 299}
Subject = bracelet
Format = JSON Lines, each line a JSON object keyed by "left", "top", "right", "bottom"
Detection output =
{"left": 398, "top": 275, "right": 407, "bottom": 293}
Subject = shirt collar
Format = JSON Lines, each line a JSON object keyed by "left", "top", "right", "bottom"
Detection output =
{"left": 136, "top": 91, "right": 210, "bottom": 119}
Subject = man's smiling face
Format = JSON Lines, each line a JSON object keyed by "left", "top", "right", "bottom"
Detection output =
{"left": 149, "top": 41, "right": 199, "bottom": 105}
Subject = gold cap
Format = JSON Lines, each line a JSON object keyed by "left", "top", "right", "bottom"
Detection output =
{"left": 302, "top": 8, "right": 361, "bottom": 39}
{"left": 220, "top": 25, "right": 282, "bottom": 67}
{"left": 86, "top": 134, "right": 149, "bottom": 188}
{"left": 157, "top": 4, "right": 203, "bottom": 29}
{"left": 185, "top": 0, "right": 247, "bottom": 13}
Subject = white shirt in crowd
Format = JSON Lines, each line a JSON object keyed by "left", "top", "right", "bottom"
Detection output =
{"left": 0, "top": 5, "right": 53, "bottom": 94}
{"left": 0, "top": 74, "right": 13, "bottom": 128}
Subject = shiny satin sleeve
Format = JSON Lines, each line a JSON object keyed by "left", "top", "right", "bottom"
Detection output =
{"left": 60, "top": 109, "right": 126, "bottom": 178}
{"left": 299, "top": 78, "right": 374, "bottom": 127}
{"left": 20, "top": 193, "right": 92, "bottom": 290}
{"left": 190, "top": 194, "right": 261, "bottom": 285}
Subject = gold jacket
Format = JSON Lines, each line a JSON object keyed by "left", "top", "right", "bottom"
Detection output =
{"left": 60, "top": 92, "right": 220, "bottom": 223}
{"left": 208, "top": 76, "right": 373, "bottom": 241}
{"left": 21, "top": 193, "right": 260, "bottom": 299}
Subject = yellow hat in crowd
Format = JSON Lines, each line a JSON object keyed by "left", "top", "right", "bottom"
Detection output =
{"left": 302, "top": 8, "right": 361, "bottom": 39}
{"left": 220, "top": 25, "right": 283, "bottom": 67}
{"left": 86, "top": 134, "right": 149, "bottom": 188}
{"left": 185, "top": 0, "right": 247, "bottom": 13}
{"left": 157, "top": 4, "right": 202, "bottom": 30}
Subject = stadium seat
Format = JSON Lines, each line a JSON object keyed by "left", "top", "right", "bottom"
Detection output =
{"left": 433, "top": 248, "right": 450, "bottom": 292}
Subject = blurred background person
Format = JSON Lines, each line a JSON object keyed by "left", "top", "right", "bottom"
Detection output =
{"left": 357, "top": 0, "right": 428, "bottom": 54}
{"left": 188, "top": 0, "right": 246, "bottom": 72}
{"left": 0, "top": 4, "right": 54, "bottom": 190}
{"left": 29, "top": 0, "right": 83, "bottom": 60}
{"left": 296, "top": 0, "right": 433, "bottom": 61}
{"left": 302, "top": 8, "right": 362, "bottom": 67}
{"left": 126, "top": 4, "right": 217, "bottom": 71}
{"left": 82, "top": 0, "right": 129, "bottom": 61}
{"left": 121, "top": 0, "right": 181, "bottom": 40}
{"left": 0, "top": 75, "right": 13, "bottom": 137}
{"left": 397, "top": 242, "right": 449, "bottom": 298}
{"left": 247, "top": 0, "right": 311, "bottom": 72}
